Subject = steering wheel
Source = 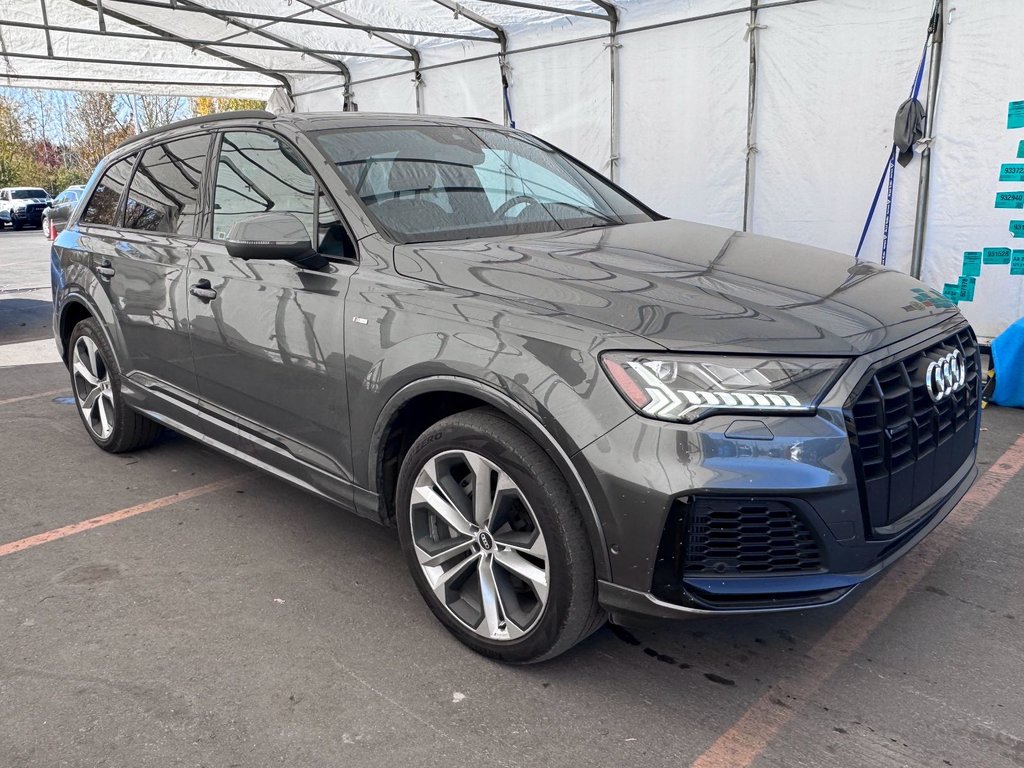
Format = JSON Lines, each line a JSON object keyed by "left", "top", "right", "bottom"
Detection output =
{"left": 495, "top": 195, "right": 541, "bottom": 218}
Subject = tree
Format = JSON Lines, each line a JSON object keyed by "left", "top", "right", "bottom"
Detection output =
{"left": 70, "top": 92, "right": 135, "bottom": 170}
{"left": 0, "top": 95, "right": 35, "bottom": 187}
{"left": 191, "top": 96, "right": 266, "bottom": 116}
{"left": 135, "top": 95, "right": 189, "bottom": 132}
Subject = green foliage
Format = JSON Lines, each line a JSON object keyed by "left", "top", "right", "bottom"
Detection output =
{"left": 191, "top": 97, "right": 266, "bottom": 116}
{"left": 0, "top": 89, "right": 264, "bottom": 194}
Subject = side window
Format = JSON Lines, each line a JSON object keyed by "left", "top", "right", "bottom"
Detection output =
{"left": 52, "top": 193, "right": 65, "bottom": 206}
{"left": 81, "top": 157, "right": 135, "bottom": 226}
{"left": 213, "top": 131, "right": 315, "bottom": 243}
{"left": 68, "top": 190, "right": 82, "bottom": 203}
{"left": 123, "top": 134, "right": 210, "bottom": 235}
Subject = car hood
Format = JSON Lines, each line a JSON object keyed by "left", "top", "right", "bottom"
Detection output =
{"left": 393, "top": 220, "right": 962, "bottom": 356}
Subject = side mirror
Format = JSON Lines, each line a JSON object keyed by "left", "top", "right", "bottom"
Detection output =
{"left": 225, "top": 212, "right": 316, "bottom": 262}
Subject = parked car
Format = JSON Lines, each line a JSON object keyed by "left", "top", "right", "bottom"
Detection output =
{"left": 0, "top": 186, "right": 51, "bottom": 230}
{"left": 51, "top": 111, "right": 981, "bottom": 662}
{"left": 43, "top": 185, "right": 86, "bottom": 240}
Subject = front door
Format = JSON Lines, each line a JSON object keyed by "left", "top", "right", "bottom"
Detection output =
{"left": 187, "top": 130, "right": 358, "bottom": 499}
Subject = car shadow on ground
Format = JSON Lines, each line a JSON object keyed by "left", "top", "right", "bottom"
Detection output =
{"left": 0, "top": 298, "right": 53, "bottom": 344}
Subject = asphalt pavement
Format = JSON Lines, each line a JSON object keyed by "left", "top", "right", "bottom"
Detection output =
{"left": 2, "top": 227, "right": 1023, "bottom": 767}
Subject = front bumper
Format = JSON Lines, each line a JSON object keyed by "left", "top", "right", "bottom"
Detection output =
{"left": 594, "top": 452, "right": 976, "bottom": 621}
{"left": 578, "top": 321, "right": 980, "bottom": 621}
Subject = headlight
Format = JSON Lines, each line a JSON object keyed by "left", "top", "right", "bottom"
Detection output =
{"left": 600, "top": 353, "right": 848, "bottom": 423}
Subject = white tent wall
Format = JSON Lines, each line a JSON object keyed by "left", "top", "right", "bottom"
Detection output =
{"left": 922, "top": 1, "right": 1024, "bottom": 345}
{"left": 750, "top": 0, "right": 933, "bottom": 273}
{"left": 419, "top": 58, "right": 503, "bottom": 125}
{"left": 616, "top": 13, "right": 748, "bottom": 229}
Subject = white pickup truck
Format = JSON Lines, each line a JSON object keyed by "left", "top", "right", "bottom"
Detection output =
{"left": 0, "top": 187, "right": 52, "bottom": 230}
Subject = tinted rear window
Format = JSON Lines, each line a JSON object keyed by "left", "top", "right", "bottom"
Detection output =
{"left": 81, "top": 157, "right": 135, "bottom": 226}
{"left": 123, "top": 134, "right": 210, "bottom": 235}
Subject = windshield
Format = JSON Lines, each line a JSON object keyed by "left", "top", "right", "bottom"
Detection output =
{"left": 315, "top": 125, "right": 655, "bottom": 244}
{"left": 12, "top": 189, "right": 49, "bottom": 200}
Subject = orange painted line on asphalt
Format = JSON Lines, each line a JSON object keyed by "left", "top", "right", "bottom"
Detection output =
{"left": 0, "top": 474, "right": 246, "bottom": 559}
{"left": 691, "top": 433, "right": 1024, "bottom": 768}
{"left": 0, "top": 389, "right": 67, "bottom": 407}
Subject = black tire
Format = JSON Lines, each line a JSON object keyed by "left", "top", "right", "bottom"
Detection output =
{"left": 68, "top": 318, "right": 162, "bottom": 453}
{"left": 11, "top": 220, "right": 23, "bottom": 231}
{"left": 396, "top": 408, "right": 604, "bottom": 663}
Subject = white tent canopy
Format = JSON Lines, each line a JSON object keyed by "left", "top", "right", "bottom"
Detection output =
{"left": 2, "top": 0, "right": 1023, "bottom": 340}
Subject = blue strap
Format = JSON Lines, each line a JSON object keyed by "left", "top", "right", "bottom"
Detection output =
{"left": 503, "top": 83, "right": 516, "bottom": 129}
{"left": 855, "top": 39, "right": 930, "bottom": 262}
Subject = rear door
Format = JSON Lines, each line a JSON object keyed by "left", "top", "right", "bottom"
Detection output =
{"left": 102, "top": 133, "right": 211, "bottom": 399}
{"left": 187, "top": 129, "right": 359, "bottom": 495}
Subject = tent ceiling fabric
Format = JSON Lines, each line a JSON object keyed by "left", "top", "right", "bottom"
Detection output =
{"left": 0, "top": 0, "right": 622, "bottom": 96}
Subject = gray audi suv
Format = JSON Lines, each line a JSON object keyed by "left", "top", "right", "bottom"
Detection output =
{"left": 51, "top": 111, "right": 980, "bottom": 662}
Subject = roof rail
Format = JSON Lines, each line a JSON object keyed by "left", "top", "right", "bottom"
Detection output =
{"left": 116, "top": 110, "right": 276, "bottom": 150}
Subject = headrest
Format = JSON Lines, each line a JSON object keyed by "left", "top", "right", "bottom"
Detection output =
{"left": 389, "top": 154, "right": 438, "bottom": 194}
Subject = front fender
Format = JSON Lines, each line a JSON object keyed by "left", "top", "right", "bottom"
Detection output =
{"left": 368, "top": 374, "right": 616, "bottom": 582}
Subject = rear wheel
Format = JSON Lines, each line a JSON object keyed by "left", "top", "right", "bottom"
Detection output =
{"left": 68, "top": 318, "right": 162, "bottom": 453}
{"left": 396, "top": 409, "right": 603, "bottom": 663}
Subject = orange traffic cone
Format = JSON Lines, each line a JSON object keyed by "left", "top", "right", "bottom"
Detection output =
{"left": 49, "top": 221, "right": 57, "bottom": 240}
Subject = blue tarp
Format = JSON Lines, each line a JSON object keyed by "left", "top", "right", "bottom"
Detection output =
{"left": 992, "top": 317, "right": 1024, "bottom": 408}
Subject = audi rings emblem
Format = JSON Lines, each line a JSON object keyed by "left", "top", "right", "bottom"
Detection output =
{"left": 925, "top": 350, "right": 967, "bottom": 402}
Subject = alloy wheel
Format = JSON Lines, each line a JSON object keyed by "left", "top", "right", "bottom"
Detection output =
{"left": 409, "top": 449, "right": 550, "bottom": 642}
{"left": 72, "top": 335, "right": 115, "bottom": 440}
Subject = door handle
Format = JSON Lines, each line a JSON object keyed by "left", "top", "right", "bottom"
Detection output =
{"left": 96, "top": 260, "right": 115, "bottom": 279}
{"left": 189, "top": 279, "right": 218, "bottom": 301}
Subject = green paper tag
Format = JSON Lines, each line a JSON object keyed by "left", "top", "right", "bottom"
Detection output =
{"left": 941, "top": 283, "right": 961, "bottom": 304}
{"left": 1011, "top": 221, "right": 1024, "bottom": 238}
{"left": 996, "top": 191, "right": 1024, "bottom": 208}
{"left": 963, "top": 251, "right": 983, "bottom": 275}
{"left": 958, "top": 275, "right": 977, "bottom": 302}
{"left": 1001, "top": 163, "right": 1024, "bottom": 182}
{"left": 1019, "top": 140, "right": 1024, "bottom": 159}
{"left": 983, "top": 247, "right": 1012, "bottom": 264}
{"left": 1011, "top": 101, "right": 1024, "bottom": 130}
{"left": 1012, "top": 251, "right": 1024, "bottom": 275}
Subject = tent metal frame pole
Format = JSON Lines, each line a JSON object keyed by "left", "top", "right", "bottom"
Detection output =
{"left": 198, "top": 0, "right": 348, "bottom": 53}
{"left": 38, "top": 0, "right": 55, "bottom": 56}
{"left": 0, "top": 19, "right": 409, "bottom": 59}
{"left": 428, "top": 0, "right": 511, "bottom": 125}
{"left": 592, "top": 2, "right": 620, "bottom": 181}
{"left": 0, "top": 50, "right": 344, "bottom": 75}
{"left": 102, "top": 0, "right": 497, "bottom": 43}
{"left": 155, "top": 0, "right": 352, "bottom": 95}
{"left": 67, "top": 0, "right": 293, "bottom": 94}
{"left": 290, "top": 0, "right": 429, "bottom": 113}
{"left": 295, "top": 0, "right": 822, "bottom": 95}
{"left": 475, "top": 0, "right": 608, "bottom": 21}
{"left": 94, "top": 0, "right": 107, "bottom": 31}
{"left": 741, "top": 0, "right": 763, "bottom": 232}
{"left": 910, "top": 0, "right": 944, "bottom": 280}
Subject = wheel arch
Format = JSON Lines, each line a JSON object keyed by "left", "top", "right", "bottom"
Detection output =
{"left": 368, "top": 375, "right": 612, "bottom": 581}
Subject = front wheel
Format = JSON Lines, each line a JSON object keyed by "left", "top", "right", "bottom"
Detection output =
{"left": 11, "top": 220, "right": 23, "bottom": 231}
{"left": 396, "top": 409, "right": 603, "bottom": 663}
{"left": 68, "top": 318, "right": 162, "bottom": 453}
